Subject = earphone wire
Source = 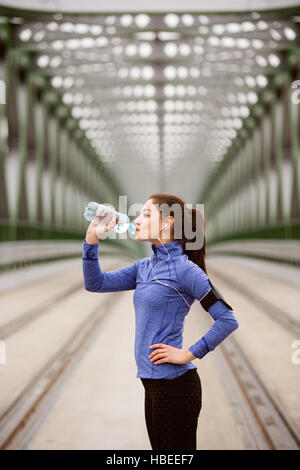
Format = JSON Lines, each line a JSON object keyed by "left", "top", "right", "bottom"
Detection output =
{"left": 149, "top": 235, "right": 193, "bottom": 309}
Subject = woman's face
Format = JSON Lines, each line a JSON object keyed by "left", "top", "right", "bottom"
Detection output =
{"left": 134, "top": 199, "right": 172, "bottom": 243}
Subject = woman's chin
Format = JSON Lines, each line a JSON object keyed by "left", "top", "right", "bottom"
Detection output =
{"left": 135, "top": 232, "right": 147, "bottom": 242}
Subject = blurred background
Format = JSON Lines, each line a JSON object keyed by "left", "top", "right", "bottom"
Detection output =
{"left": 0, "top": 0, "right": 299, "bottom": 451}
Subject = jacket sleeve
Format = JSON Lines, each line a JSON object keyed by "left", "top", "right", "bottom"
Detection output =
{"left": 181, "top": 261, "right": 239, "bottom": 359}
{"left": 82, "top": 239, "right": 139, "bottom": 292}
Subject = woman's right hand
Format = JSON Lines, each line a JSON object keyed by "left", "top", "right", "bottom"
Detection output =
{"left": 85, "top": 205, "right": 117, "bottom": 244}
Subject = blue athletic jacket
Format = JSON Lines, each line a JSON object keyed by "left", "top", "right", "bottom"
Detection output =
{"left": 82, "top": 239, "right": 239, "bottom": 379}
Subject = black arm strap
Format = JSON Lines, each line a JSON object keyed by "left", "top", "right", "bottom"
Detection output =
{"left": 200, "top": 280, "right": 233, "bottom": 311}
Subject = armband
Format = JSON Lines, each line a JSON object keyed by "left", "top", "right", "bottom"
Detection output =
{"left": 200, "top": 280, "right": 233, "bottom": 311}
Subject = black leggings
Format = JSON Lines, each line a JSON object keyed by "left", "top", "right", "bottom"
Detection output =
{"left": 140, "top": 369, "right": 202, "bottom": 450}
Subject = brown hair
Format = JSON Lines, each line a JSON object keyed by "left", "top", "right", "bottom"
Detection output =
{"left": 149, "top": 192, "right": 207, "bottom": 274}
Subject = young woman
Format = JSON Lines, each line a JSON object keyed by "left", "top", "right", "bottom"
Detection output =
{"left": 82, "top": 193, "right": 239, "bottom": 450}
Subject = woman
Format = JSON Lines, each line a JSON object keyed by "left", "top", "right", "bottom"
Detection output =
{"left": 82, "top": 193, "right": 239, "bottom": 450}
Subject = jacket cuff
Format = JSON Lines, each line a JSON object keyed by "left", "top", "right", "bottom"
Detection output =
{"left": 189, "top": 337, "right": 210, "bottom": 359}
{"left": 82, "top": 239, "right": 99, "bottom": 260}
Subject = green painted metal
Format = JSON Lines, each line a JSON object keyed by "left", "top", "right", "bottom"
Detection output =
{"left": 289, "top": 69, "right": 300, "bottom": 218}
{"left": 0, "top": 64, "right": 8, "bottom": 221}
{"left": 201, "top": 48, "right": 300, "bottom": 245}
{"left": 273, "top": 93, "right": 284, "bottom": 222}
{"left": 0, "top": 25, "right": 144, "bottom": 261}
{"left": 207, "top": 219, "right": 300, "bottom": 245}
{"left": 0, "top": 7, "right": 299, "bottom": 266}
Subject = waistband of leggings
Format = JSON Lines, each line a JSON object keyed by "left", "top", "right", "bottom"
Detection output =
{"left": 140, "top": 368, "right": 198, "bottom": 384}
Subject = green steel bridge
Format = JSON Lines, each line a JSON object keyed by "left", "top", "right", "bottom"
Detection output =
{"left": 0, "top": 2, "right": 299, "bottom": 270}
{"left": 0, "top": 1, "right": 299, "bottom": 451}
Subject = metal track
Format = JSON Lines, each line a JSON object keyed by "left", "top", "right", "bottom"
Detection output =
{"left": 208, "top": 265, "right": 300, "bottom": 337}
{"left": 219, "top": 336, "right": 300, "bottom": 449}
{"left": 0, "top": 262, "right": 122, "bottom": 339}
{"left": 0, "top": 292, "right": 122, "bottom": 450}
{"left": 0, "top": 282, "right": 83, "bottom": 339}
{"left": 200, "top": 266, "right": 300, "bottom": 449}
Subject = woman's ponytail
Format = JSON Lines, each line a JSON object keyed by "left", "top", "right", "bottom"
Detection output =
{"left": 149, "top": 193, "right": 207, "bottom": 275}
{"left": 181, "top": 207, "right": 207, "bottom": 274}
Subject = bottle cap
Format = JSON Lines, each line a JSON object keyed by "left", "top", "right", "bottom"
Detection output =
{"left": 128, "top": 223, "right": 136, "bottom": 234}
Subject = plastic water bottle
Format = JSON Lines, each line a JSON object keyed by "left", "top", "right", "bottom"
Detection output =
{"left": 83, "top": 202, "right": 136, "bottom": 234}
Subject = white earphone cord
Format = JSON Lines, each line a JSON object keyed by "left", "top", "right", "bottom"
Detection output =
{"left": 149, "top": 236, "right": 200, "bottom": 309}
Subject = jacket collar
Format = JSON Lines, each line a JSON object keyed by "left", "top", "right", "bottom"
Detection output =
{"left": 150, "top": 240, "right": 183, "bottom": 259}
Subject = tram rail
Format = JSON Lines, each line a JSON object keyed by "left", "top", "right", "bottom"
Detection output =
{"left": 0, "top": 292, "right": 123, "bottom": 450}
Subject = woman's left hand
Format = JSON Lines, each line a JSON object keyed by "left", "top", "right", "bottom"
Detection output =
{"left": 149, "top": 343, "right": 196, "bottom": 365}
